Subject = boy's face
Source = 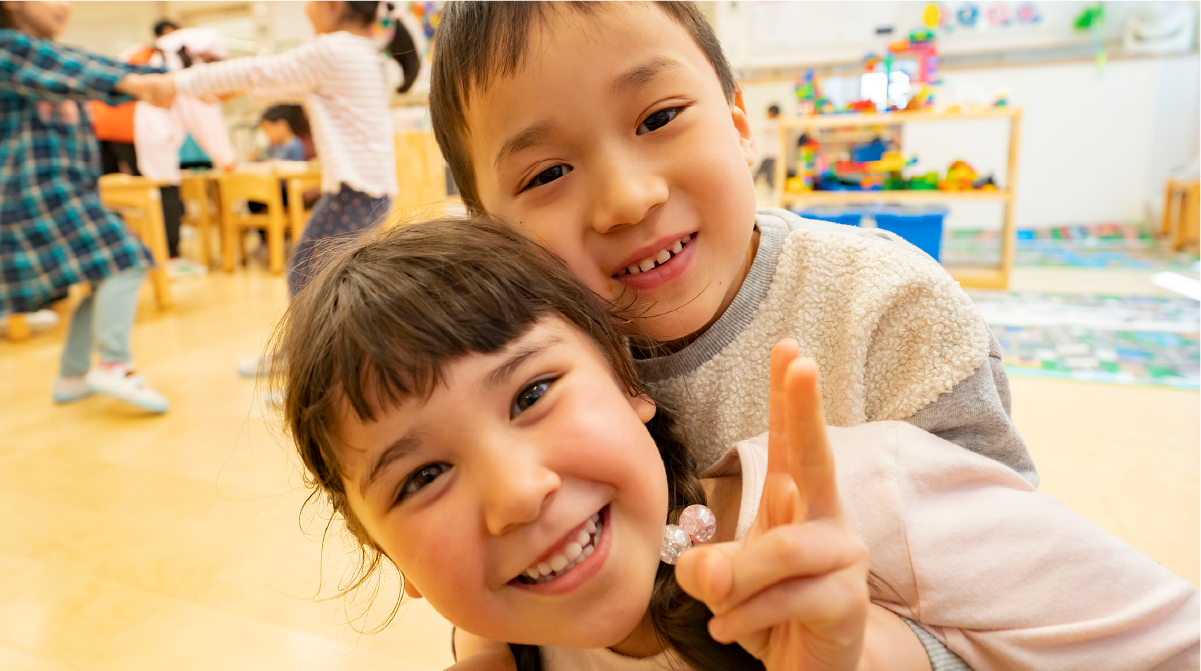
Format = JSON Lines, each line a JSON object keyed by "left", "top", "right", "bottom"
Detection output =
{"left": 466, "top": 5, "right": 759, "bottom": 342}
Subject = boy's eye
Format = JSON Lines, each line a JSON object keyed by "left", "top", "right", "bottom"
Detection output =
{"left": 511, "top": 379, "right": 554, "bottom": 418}
{"left": 637, "top": 107, "right": 682, "bottom": 135}
{"left": 398, "top": 463, "right": 451, "bottom": 502}
{"left": 522, "top": 164, "right": 572, "bottom": 191}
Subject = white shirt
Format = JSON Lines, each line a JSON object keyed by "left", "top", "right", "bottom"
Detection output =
{"left": 175, "top": 31, "right": 398, "bottom": 197}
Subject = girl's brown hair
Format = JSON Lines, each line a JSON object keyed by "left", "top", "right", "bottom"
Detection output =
{"left": 272, "top": 217, "right": 763, "bottom": 671}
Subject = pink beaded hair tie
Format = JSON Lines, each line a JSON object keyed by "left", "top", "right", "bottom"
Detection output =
{"left": 660, "top": 504, "right": 716, "bottom": 565}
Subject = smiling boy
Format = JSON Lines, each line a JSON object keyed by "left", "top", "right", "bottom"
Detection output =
{"left": 429, "top": 1, "right": 1035, "bottom": 487}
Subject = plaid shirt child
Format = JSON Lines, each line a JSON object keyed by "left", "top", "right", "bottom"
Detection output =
{"left": 0, "top": 29, "right": 160, "bottom": 315}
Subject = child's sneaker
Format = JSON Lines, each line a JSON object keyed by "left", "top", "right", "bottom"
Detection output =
{"left": 167, "top": 258, "right": 208, "bottom": 281}
{"left": 236, "top": 355, "right": 274, "bottom": 378}
{"left": 52, "top": 376, "right": 93, "bottom": 404}
{"left": 85, "top": 363, "right": 170, "bottom": 413}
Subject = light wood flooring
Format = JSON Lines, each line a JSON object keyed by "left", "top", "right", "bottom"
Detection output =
{"left": 1, "top": 263, "right": 1197, "bottom": 671}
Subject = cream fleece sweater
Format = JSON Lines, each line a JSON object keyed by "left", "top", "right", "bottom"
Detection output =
{"left": 636, "top": 208, "right": 1037, "bottom": 484}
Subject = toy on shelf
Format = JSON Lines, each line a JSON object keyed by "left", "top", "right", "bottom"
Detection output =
{"left": 795, "top": 132, "right": 821, "bottom": 191}
{"left": 993, "top": 87, "right": 1011, "bottom": 107}
{"left": 939, "top": 160, "right": 978, "bottom": 190}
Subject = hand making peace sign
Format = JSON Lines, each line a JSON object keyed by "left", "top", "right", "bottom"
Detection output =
{"left": 675, "top": 339, "right": 872, "bottom": 670}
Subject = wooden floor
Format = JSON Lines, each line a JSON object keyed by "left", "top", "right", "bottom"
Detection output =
{"left": 1, "top": 263, "right": 1197, "bottom": 670}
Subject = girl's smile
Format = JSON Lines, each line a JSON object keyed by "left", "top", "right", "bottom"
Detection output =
{"left": 512, "top": 506, "right": 610, "bottom": 595}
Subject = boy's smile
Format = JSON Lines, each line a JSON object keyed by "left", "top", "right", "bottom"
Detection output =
{"left": 466, "top": 3, "right": 760, "bottom": 343}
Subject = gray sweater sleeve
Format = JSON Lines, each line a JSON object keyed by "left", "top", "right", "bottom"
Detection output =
{"left": 902, "top": 618, "right": 974, "bottom": 671}
{"left": 906, "top": 331, "right": 1039, "bottom": 487}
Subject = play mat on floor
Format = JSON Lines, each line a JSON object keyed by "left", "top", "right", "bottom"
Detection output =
{"left": 968, "top": 291, "right": 1200, "bottom": 390}
{"left": 944, "top": 223, "right": 1201, "bottom": 272}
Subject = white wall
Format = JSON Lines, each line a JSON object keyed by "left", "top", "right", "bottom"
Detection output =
{"left": 742, "top": 55, "right": 1200, "bottom": 230}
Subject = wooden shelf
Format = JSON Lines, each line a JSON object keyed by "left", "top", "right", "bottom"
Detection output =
{"left": 781, "top": 189, "right": 1012, "bottom": 205}
{"left": 781, "top": 107, "right": 1020, "bottom": 131}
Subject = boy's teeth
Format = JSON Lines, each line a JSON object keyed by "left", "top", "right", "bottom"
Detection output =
{"left": 621, "top": 234, "right": 693, "bottom": 277}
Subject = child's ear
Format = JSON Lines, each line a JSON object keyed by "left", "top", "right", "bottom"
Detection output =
{"left": 630, "top": 393, "right": 657, "bottom": 424}
{"left": 402, "top": 576, "right": 424, "bottom": 599}
{"left": 731, "top": 89, "right": 756, "bottom": 168}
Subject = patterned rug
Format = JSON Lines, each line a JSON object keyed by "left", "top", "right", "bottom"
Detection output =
{"left": 968, "top": 291, "right": 1200, "bottom": 390}
{"left": 944, "top": 224, "right": 1200, "bottom": 272}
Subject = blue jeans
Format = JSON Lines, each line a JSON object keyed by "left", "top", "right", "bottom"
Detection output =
{"left": 59, "top": 267, "right": 145, "bottom": 377}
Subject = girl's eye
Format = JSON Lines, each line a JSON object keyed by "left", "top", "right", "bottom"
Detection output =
{"left": 637, "top": 107, "right": 682, "bottom": 135}
{"left": 511, "top": 379, "right": 553, "bottom": 418}
{"left": 522, "top": 164, "right": 572, "bottom": 191}
{"left": 397, "top": 463, "right": 451, "bottom": 502}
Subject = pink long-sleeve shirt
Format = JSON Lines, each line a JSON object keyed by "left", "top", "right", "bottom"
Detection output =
{"left": 543, "top": 422, "right": 1199, "bottom": 670}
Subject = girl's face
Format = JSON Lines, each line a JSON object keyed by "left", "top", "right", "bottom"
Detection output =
{"left": 338, "top": 317, "right": 669, "bottom": 648}
{"left": 3, "top": 1, "right": 71, "bottom": 39}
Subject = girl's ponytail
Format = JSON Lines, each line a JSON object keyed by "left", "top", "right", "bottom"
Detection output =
{"left": 345, "top": 1, "right": 422, "bottom": 93}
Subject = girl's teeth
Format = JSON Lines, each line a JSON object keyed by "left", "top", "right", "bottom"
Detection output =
{"left": 655, "top": 249, "right": 671, "bottom": 264}
{"left": 577, "top": 530, "right": 590, "bottom": 545}
{"left": 564, "top": 543, "right": 582, "bottom": 560}
{"left": 585, "top": 519, "right": 597, "bottom": 534}
{"left": 671, "top": 240, "right": 683, "bottom": 254}
{"left": 583, "top": 544, "right": 594, "bottom": 556}
{"left": 538, "top": 562, "right": 552, "bottom": 577}
{"left": 627, "top": 265, "right": 640, "bottom": 275}
{"left": 526, "top": 569, "right": 539, "bottom": 580}
{"left": 639, "top": 258, "right": 656, "bottom": 273}
{"left": 591, "top": 513, "right": 600, "bottom": 523}
{"left": 550, "top": 555, "right": 568, "bottom": 572}
{"left": 679, "top": 235, "right": 691, "bottom": 246}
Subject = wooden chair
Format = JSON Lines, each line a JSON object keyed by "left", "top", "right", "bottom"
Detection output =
{"left": 1162, "top": 178, "right": 1200, "bottom": 252}
{"left": 6, "top": 313, "right": 31, "bottom": 342}
{"left": 284, "top": 172, "right": 322, "bottom": 242}
{"left": 180, "top": 173, "right": 219, "bottom": 268}
{"left": 97, "top": 174, "right": 173, "bottom": 310}
{"left": 216, "top": 172, "right": 287, "bottom": 274}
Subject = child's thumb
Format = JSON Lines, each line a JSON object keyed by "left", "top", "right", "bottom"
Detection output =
{"left": 675, "top": 543, "right": 737, "bottom": 614}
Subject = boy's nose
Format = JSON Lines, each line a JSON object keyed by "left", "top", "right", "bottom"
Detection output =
{"left": 588, "top": 157, "right": 669, "bottom": 235}
{"left": 477, "top": 444, "right": 561, "bottom": 536}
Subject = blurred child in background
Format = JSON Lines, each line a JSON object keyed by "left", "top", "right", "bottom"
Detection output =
{"left": 257, "top": 104, "right": 307, "bottom": 161}
{"left": 141, "top": 0, "right": 420, "bottom": 377}
{"left": 1, "top": 1, "right": 171, "bottom": 413}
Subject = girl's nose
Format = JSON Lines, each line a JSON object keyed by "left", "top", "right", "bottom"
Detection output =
{"left": 477, "top": 445, "right": 561, "bottom": 536}
{"left": 587, "top": 153, "right": 669, "bottom": 235}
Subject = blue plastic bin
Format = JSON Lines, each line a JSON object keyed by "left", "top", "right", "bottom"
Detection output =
{"left": 796, "top": 205, "right": 865, "bottom": 228}
{"left": 872, "top": 205, "right": 948, "bottom": 262}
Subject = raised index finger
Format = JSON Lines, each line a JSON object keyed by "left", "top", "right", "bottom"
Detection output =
{"left": 785, "top": 358, "right": 843, "bottom": 521}
{"left": 767, "top": 339, "right": 801, "bottom": 477}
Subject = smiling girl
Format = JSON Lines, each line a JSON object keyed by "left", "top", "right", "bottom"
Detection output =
{"left": 274, "top": 218, "right": 1199, "bottom": 671}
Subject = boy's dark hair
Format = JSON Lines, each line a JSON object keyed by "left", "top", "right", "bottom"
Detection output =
{"left": 768, "top": 104, "right": 780, "bottom": 116}
{"left": 272, "top": 217, "right": 764, "bottom": 671}
{"left": 342, "top": 1, "right": 421, "bottom": 93}
{"left": 153, "top": 19, "right": 180, "bottom": 37}
{"left": 260, "top": 104, "right": 309, "bottom": 137}
{"left": 429, "top": 2, "right": 739, "bottom": 214}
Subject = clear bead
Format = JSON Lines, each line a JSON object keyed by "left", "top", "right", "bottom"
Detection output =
{"left": 679, "top": 504, "right": 716, "bottom": 543}
{"left": 660, "top": 524, "right": 692, "bottom": 565}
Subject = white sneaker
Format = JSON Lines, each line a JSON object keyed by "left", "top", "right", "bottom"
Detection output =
{"left": 167, "top": 258, "right": 208, "bottom": 281}
{"left": 52, "top": 376, "right": 93, "bottom": 404}
{"left": 85, "top": 363, "right": 169, "bottom": 413}
{"left": 236, "top": 355, "right": 274, "bottom": 378}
